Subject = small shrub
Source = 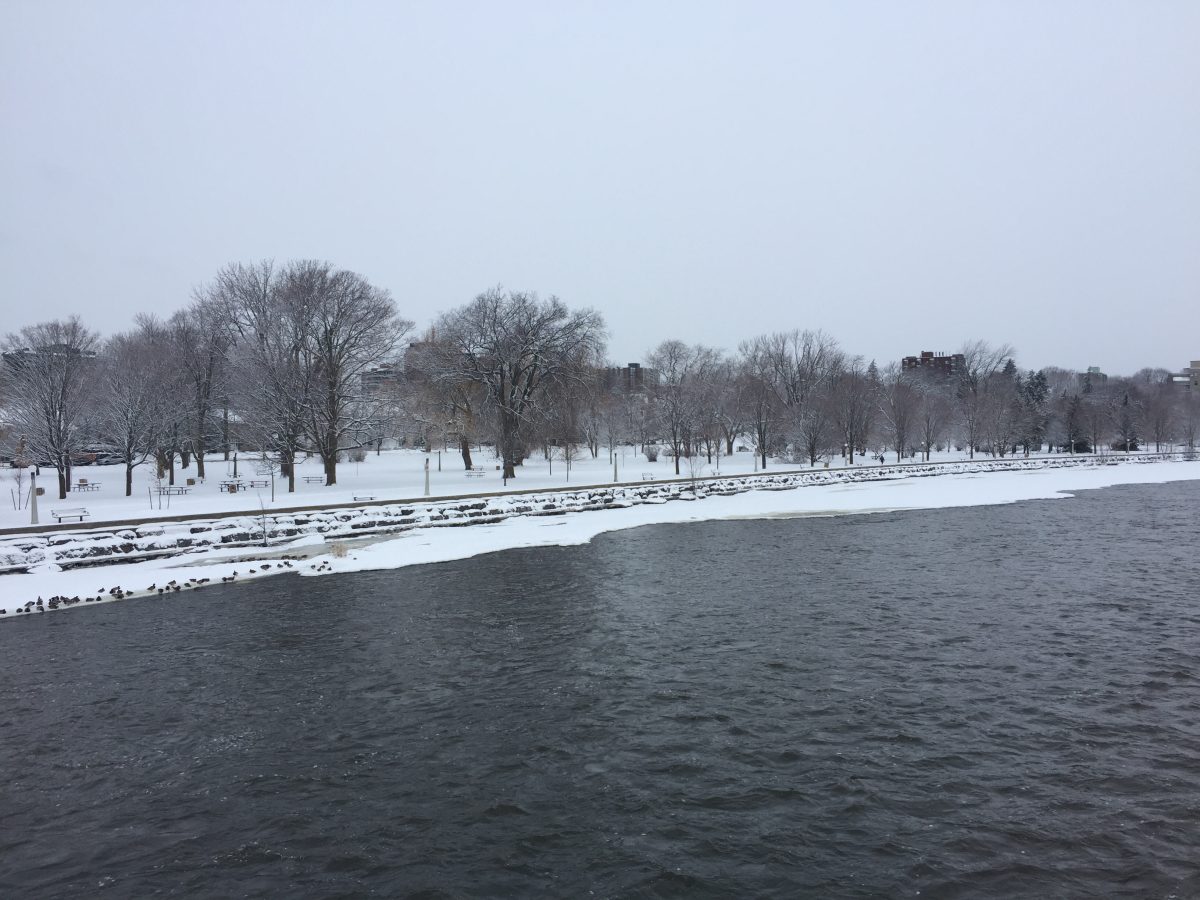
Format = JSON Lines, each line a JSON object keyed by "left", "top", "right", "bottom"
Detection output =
{"left": 348, "top": 448, "right": 367, "bottom": 463}
{"left": 644, "top": 445, "right": 659, "bottom": 462}
{"left": 330, "top": 541, "right": 349, "bottom": 558}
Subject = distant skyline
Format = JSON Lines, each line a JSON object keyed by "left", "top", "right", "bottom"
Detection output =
{"left": 3, "top": 1, "right": 1197, "bottom": 375}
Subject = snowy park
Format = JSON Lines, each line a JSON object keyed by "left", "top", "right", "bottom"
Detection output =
{"left": 0, "top": 443, "right": 1174, "bottom": 532}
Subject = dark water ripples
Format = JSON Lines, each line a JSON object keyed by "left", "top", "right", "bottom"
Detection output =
{"left": 3, "top": 481, "right": 1200, "bottom": 898}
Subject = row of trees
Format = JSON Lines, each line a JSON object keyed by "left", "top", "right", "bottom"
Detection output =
{"left": 2, "top": 263, "right": 1197, "bottom": 500}
{"left": 1, "top": 260, "right": 411, "bottom": 498}
{"left": 400, "top": 323, "right": 1197, "bottom": 478}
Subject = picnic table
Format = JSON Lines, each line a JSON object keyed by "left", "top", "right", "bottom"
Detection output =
{"left": 219, "top": 480, "right": 247, "bottom": 492}
{"left": 464, "top": 467, "right": 486, "bottom": 478}
{"left": 51, "top": 508, "right": 89, "bottom": 523}
{"left": 641, "top": 473, "right": 656, "bottom": 480}
{"left": 73, "top": 482, "right": 101, "bottom": 492}
{"left": 155, "top": 485, "right": 190, "bottom": 496}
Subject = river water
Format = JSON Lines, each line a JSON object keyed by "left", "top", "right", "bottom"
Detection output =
{"left": 3, "top": 481, "right": 1200, "bottom": 898}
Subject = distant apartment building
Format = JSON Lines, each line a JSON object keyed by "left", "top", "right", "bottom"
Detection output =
{"left": 602, "top": 362, "right": 648, "bottom": 393}
{"left": 360, "top": 362, "right": 400, "bottom": 395}
{"left": 1, "top": 343, "right": 98, "bottom": 371}
{"left": 900, "top": 350, "right": 964, "bottom": 377}
{"left": 1079, "top": 366, "right": 1108, "bottom": 388}
{"left": 1170, "top": 360, "right": 1200, "bottom": 389}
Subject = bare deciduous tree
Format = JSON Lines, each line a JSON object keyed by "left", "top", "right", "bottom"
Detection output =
{"left": 171, "top": 293, "right": 232, "bottom": 479}
{"left": 877, "top": 364, "right": 919, "bottom": 462}
{"left": 915, "top": 377, "right": 953, "bottom": 461}
{"left": 2, "top": 317, "right": 99, "bottom": 498}
{"left": 97, "top": 327, "right": 169, "bottom": 495}
{"left": 221, "top": 260, "right": 310, "bottom": 492}
{"left": 435, "top": 289, "right": 605, "bottom": 479}
{"left": 955, "top": 339, "right": 1015, "bottom": 458}
{"left": 219, "top": 260, "right": 410, "bottom": 488}
{"left": 647, "top": 340, "right": 721, "bottom": 475}
{"left": 830, "top": 356, "right": 874, "bottom": 463}
{"left": 738, "top": 336, "right": 784, "bottom": 469}
{"left": 288, "top": 262, "right": 411, "bottom": 485}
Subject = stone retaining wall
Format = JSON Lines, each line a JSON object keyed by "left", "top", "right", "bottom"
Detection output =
{"left": 0, "top": 454, "right": 1180, "bottom": 574}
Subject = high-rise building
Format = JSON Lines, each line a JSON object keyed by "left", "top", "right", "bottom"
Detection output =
{"left": 900, "top": 350, "right": 964, "bottom": 377}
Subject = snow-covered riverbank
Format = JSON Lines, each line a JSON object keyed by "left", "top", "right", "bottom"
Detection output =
{"left": 3, "top": 455, "right": 1198, "bottom": 620}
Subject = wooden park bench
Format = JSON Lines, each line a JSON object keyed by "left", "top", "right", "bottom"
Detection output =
{"left": 353, "top": 495, "right": 376, "bottom": 501}
{"left": 51, "top": 508, "right": 90, "bottom": 523}
{"left": 302, "top": 475, "right": 325, "bottom": 484}
{"left": 641, "top": 473, "right": 656, "bottom": 480}
{"left": 247, "top": 479, "right": 269, "bottom": 488}
{"left": 464, "top": 467, "right": 486, "bottom": 478}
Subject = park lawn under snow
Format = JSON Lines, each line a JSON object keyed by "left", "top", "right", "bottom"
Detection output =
{"left": 2, "top": 446, "right": 729, "bottom": 529}
{"left": 0, "top": 445, "right": 1133, "bottom": 531}
{"left": 3, "top": 458, "right": 1198, "bottom": 620}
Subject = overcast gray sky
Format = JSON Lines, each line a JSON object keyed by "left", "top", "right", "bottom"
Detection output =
{"left": 2, "top": 1, "right": 1197, "bottom": 374}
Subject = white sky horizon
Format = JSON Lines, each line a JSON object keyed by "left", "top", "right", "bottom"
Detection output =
{"left": 3, "top": 1, "right": 1197, "bottom": 376}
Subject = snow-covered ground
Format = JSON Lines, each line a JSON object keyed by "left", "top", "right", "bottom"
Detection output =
{"left": 3, "top": 455, "right": 1198, "bottom": 621}
{"left": 0, "top": 445, "right": 1177, "bottom": 530}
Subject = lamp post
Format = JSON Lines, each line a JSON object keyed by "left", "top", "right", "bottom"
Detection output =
{"left": 30, "top": 471, "right": 39, "bottom": 525}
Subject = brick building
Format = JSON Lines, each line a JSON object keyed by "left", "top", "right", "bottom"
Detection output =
{"left": 602, "top": 362, "right": 648, "bottom": 393}
{"left": 900, "top": 351, "right": 965, "bottom": 377}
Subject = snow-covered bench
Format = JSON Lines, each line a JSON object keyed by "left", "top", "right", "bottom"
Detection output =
{"left": 353, "top": 495, "right": 376, "bottom": 501}
{"left": 51, "top": 508, "right": 90, "bottom": 523}
{"left": 641, "top": 473, "right": 656, "bottom": 480}
{"left": 465, "top": 468, "right": 486, "bottom": 478}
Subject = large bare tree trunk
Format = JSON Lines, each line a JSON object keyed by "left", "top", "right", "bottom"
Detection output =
{"left": 459, "top": 434, "right": 473, "bottom": 470}
{"left": 322, "top": 435, "right": 337, "bottom": 485}
{"left": 500, "top": 412, "right": 520, "bottom": 478}
{"left": 125, "top": 465, "right": 133, "bottom": 497}
{"left": 280, "top": 449, "right": 296, "bottom": 492}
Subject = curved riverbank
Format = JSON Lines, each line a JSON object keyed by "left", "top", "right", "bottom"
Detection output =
{"left": 0, "top": 452, "right": 1184, "bottom": 574}
{"left": 2, "top": 455, "right": 1198, "bottom": 620}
